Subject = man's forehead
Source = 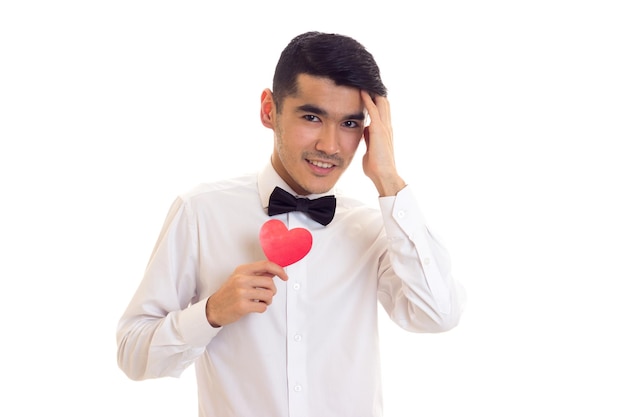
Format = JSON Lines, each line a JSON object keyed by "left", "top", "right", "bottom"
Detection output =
{"left": 287, "top": 74, "right": 365, "bottom": 118}
{"left": 292, "top": 73, "right": 358, "bottom": 93}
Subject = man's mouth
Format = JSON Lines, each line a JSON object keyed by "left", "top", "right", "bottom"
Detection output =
{"left": 307, "top": 159, "right": 335, "bottom": 169}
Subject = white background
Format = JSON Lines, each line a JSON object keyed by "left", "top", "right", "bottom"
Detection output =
{"left": 1, "top": 1, "right": 625, "bottom": 416}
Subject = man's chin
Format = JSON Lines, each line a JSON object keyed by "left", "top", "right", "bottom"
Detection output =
{"left": 300, "top": 182, "right": 336, "bottom": 196}
{"left": 291, "top": 171, "right": 341, "bottom": 195}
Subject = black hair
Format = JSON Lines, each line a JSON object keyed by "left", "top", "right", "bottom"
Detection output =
{"left": 272, "top": 31, "right": 387, "bottom": 112}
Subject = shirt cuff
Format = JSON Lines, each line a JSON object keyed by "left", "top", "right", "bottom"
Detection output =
{"left": 176, "top": 297, "right": 221, "bottom": 348}
{"left": 379, "top": 185, "right": 426, "bottom": 238}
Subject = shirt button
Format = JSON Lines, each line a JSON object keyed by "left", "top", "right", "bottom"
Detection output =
{"left": 397, "top": 210, "right": 406, "bottom": 218}
{"left": 423, "top": 257, "right": 431, "bottom": 266}
{"left": 294, "top": 385, "right": 302, "bottom": 392}
{"left": 293, "top": 283, "right": 301, "bottom": 290}
{"left": 294, "top": 334, "right": 302, "bottom": 342}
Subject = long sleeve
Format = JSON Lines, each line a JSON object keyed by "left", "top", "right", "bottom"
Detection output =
{"left": 116, "top": 197, "right": 221, "bottom": 381}
{"left": 377, "top": 185, "right": 466, "bottom": 333}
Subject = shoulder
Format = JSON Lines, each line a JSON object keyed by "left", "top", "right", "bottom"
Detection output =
{"left": 180, "top": 172, "right": 257, "bottom": 203}
{"left": 165, "top": 172, "right": 260, "bottom": 220}
{"left": 334, "top": 187, "right": 382, "bottom": 225}
{"left": 335, "top": 185, "right": 378, "bottom": 210}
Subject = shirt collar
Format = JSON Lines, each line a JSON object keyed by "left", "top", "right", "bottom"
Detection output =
{"left": 258, "top": 160, "right": 337, "bottom": 211}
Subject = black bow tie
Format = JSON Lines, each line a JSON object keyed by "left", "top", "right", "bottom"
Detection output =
{"left": 268, "top": 186, "right": 336, "bottom": 226}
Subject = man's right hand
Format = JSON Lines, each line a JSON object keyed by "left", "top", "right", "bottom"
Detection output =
{"left": 205, "top": 260, "right": 288, "bottom": 327}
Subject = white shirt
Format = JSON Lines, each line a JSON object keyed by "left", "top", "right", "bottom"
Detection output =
{"left": 117, "top": 162, "right": 465, "bottom": 417}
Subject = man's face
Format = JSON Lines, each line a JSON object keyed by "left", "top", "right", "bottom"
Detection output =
{"left": 267, "top": 74, "right": 366, "bottom": 196}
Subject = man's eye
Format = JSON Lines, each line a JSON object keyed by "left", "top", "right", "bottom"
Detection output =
{"left": 303, "top": 115, "right": 320, "bottom": 122}
{"left": 343, "top": 121, "right": 360, "bottom": 128}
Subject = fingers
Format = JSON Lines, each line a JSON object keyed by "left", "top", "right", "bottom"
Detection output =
{"left": 205, "top": 260, "right": 288, "bottom": 327}
{"left": 230, "top": 261, "right": 287, "bottom": 303}
{"left": 247, "top": 276, "right": 279, "bottom": 303}
{"left": 260, "top": 260, "right": 289, "bottom": 282}
{"left": 361, "top": 90, "right": 391, "bottom": 125}
{"left": 361, "top": 90, "right": 376, "bottom": 125}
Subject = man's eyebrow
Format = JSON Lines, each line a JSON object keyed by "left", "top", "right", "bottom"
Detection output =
{"left": 296, "top": 104, "right": 328, "bottom": 117}
{"left": 295, "top": 104, "right": 365, "bottom": 120}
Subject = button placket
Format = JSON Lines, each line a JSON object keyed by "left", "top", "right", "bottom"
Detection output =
{"left": 285, "top": 212, "right": 309, "bottom": 417}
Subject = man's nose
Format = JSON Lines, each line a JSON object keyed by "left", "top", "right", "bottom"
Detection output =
{"left": 315, "top": 125, "right": 340, "bottom": 155}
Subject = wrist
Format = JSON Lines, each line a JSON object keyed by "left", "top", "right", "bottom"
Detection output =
{"left": 374, "top": 175, "right": 406, "bottom": 197}
{"left": 205, "top": 297, "right": 222, "bottom": 328}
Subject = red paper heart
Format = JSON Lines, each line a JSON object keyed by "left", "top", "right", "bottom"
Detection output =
{"left": 259, "top": 219, "right": 312, "bottom": 267}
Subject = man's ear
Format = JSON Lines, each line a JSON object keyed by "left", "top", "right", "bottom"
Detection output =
{"left": 260, "top": 88, "right": 276, "bottom": 129}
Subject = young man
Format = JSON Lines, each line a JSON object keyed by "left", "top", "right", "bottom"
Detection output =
{"left": 117, "top": 31, "right": 465, "bottom": 416}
